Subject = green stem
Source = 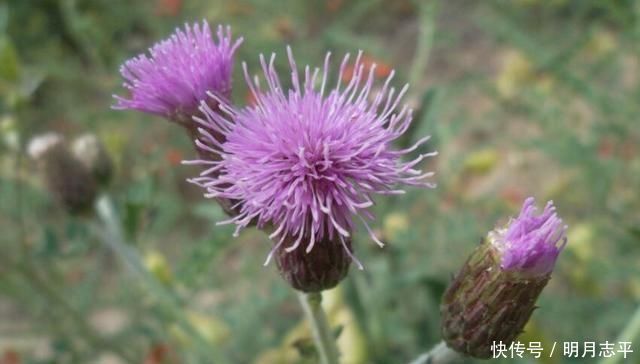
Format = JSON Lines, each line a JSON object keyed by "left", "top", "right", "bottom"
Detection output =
{"left": 408, "top": 0, "right": 437, "bottom": 92}
{"left": 17, "top": 263, "right": 137, "bottom": 363}
{"left": 94, "top": 194, "right": 226, "bottom": 364}
{"left": 297, "top": 291, "right": 340, "bottom": 364}
{"left": 409, "top": 342, "right": 461, "bottom": 364}
{"left": 600, "top": 303, "right": 640, "bottom": 364}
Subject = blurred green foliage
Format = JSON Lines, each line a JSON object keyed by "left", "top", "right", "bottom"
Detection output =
{"left": 1, "top": 0, "right": 639, "bottom": 363}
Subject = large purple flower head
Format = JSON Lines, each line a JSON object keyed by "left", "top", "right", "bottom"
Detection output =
{"left": 490, "top": 197, "right": 567, "bottom": 276}
{"left": 113, "top": 21, "right": 243, "bottom": 124}
{"left": 188, "top": 47, "right": 437, "bottom": 269}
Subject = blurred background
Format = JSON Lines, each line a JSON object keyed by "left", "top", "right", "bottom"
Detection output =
{"left": 1, "top": 0, "right": 639, "bottom": 363}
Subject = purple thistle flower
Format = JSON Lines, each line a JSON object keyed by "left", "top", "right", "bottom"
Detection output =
{"left": 113, "top": 21, "right": 243, "bottom": 124}
{"left": 187, "top": 47, "right": 437, "bottom": 268}
{"left": 490, "top": 197, "right": 567, "bottom": 276}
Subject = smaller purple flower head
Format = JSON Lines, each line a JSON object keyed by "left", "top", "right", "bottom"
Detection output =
{"left": 113, "top": 21, "right": 243, "bottom": 124}
{"left": 187, "top": 47, "right": 437, "bottom": 268}
{"left": 442, "top": 197, "right": 567, "bottom": 358}
{"left": 490, "top": 197, "right": 568, "bottom": 276}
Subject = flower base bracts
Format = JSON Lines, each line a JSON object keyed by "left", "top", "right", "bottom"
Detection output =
{"left": 274, "top": 235, "right": 352, "bottom": 293}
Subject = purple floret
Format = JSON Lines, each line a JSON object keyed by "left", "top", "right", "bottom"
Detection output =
{"left": 187, "top": 47, "right": 437, "bottom": 267}
{"left": 493, "top": 197, "right": 567, "bottom": 276}
{"left": 113, "top": 21, "right": 242, "bottom": 122}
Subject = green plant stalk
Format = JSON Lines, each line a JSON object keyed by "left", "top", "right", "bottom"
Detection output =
{"left": 408, "top": 0, "right": 437, "bottom": 92}
{"left": 94, "top": 194, "right": 226, "bottom": 364}
{"left": 297, "top": 291, "right": 340, "bottom": 364}
{"left": 16, "top": 262, "right": 137, "bottom": 364}
{"left": 3, "top": 152, "right": 136, "bottom": 364}
{"left": 408, "top": 341, "right": 461, "bottom": 364}
{"left": 600, "top": 303, "right": 640, "bottom": 364}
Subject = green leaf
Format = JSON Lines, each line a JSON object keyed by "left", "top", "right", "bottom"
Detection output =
{"left": 0, "top": 3, "right": 8, "bottom": 34}
{"left": 0, "top": 36, "right": 19, "bottom": 82}
{"left": 291, "top": 336, "right": 318, "bottom": 359}
{"left": 37, "top": 226, "right": 59, "bottom": 257}
{"left": 405, "top": 87, "right": 441, "bottom": 149}
{"left": 191, "top": 202, "right": 227, "bottom": 221}
{"left": 332, "top": 324, "right": 344, "bottom": 340}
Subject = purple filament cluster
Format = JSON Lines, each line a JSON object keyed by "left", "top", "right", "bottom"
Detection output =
{"left": 187, "top": 47, "right": 437, "bottom": 267}
{"left": 494, "top": 197, "right": 567, "bottom": 276}
{"left": 114, "top": 21, "right": 242, "bottom": 120}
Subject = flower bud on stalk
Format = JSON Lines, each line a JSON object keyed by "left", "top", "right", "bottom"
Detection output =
{"left": 72, "top": 133, "right": 114, "bottom": 187}
{"left": 28, "top": 133, "right": 98, "bottom": 215}
{"left": 441, "top": 197, "right": 567, "bottom": 358}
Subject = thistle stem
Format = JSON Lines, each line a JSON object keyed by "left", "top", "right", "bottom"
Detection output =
{"left": 297, "top": 291, "right": 340, "bottom": 364}
{"left": 94, "top": 194, "right": 226, "bottom": 363}
{"left": 408, "top": 0, "right": 437, "bottom": 90}
{"left": 16, "top": 263, "right": 137, "bottom": 364}
{"left": 409, "top": 341, "right": 461, "bottom": 364}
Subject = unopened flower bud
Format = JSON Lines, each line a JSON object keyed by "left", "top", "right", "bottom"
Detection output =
{"left": 72, "top": 133, "right": 114, "bottom": 187}
{"left": 274, "top": 235, "right": 353, "bottom": 293}
{"left": 441, "top": 197, "right": 567, "bottom": 358}
{"left": 27, "top": 132, "right": 62, "bottom": 160}
{"left": 28, "top": 133, "right": 98, "bottom": 215}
